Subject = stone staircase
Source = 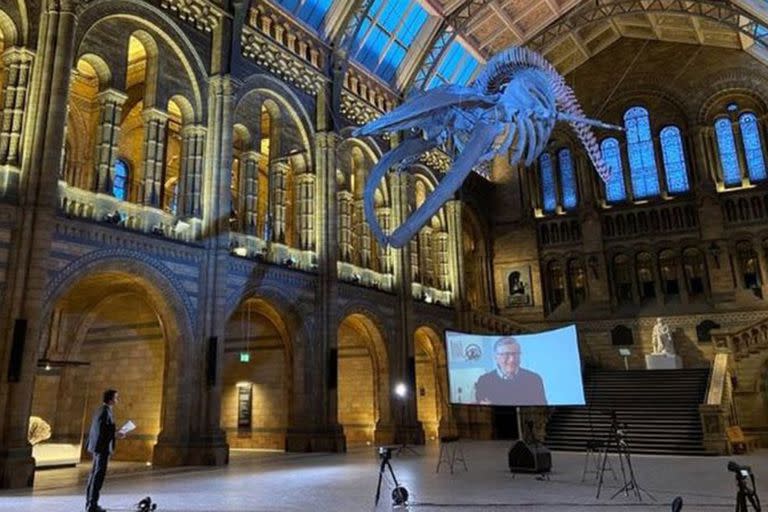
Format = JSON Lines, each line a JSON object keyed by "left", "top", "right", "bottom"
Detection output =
{"left": 545, "top": 368, "right": 711, "bottom": 455}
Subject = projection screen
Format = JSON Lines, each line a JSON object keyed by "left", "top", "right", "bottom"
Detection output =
{"left": 446, "top": 325, "right": 585, "bottom": 406}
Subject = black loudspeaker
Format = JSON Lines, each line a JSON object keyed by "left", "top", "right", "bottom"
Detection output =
{"left": 206, "top": 336, "right": 217, "bottom": 386}
{"left": 8, "top": 318, "right": 27, "bottom": 382}
{"left": 508, "top": 440, "right": 552, "bottom": 474}
{"left": 327, "top": 348, "right": 338, "bottom": 389}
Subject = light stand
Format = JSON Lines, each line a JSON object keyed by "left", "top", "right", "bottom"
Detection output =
{"left": 596, "top": 412, "right": 655, "bottom": 502}
{"left": 394, "top": 382, "right": 419, "bottom": 456}
{"left": 618, "top": 348, "right": 631, "bottom": 370}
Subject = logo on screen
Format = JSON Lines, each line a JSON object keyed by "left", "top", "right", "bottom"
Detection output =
{"left": 464, "top": 343, "right": 482, "bottom": 361}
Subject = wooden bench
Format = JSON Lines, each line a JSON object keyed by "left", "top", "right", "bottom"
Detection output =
{"left": 726, "top": 426, "right": 760, "bottom": 454}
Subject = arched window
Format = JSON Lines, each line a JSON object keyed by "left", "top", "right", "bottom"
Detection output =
{"left": 737, "top": 241, "right": 762, "bottom": 297}
{"left": 600, "top": 138, "right": 626, "bottom": 202}
{"left": 636, "top": 252, "right": 655, "bottom": 300}
{"left": 659, "top": 250, "right": 680, "bottom": 298}
{"left": 567, "top": 259, "right": 587, "bottom": 308}
{"left": 660, "top": 126, "right": 689, "bottom": 193}
{"left": 739, "top": 113, "right": 767, "bottom": 182}
{"left": 682, "top": 248, "right": 706, "bottom": 297}
{"left": 546, "top": 261, "right": 565, "bottom": 312}
{"left": 624, "top": 107, "right": 660, "bottom": 198}
{"left": 539, "top": 153, "right": 556, "bottom": 213}
{"left": 613, "top": 254, "right": 633, "bottom": 304}
{"left": 714, "top": 117, "right": 741, "bottom": 187}
{"left": 558, "top": 148, "right": 577, "bottom": 209}
{"left": 112, "top": 159, "right": 129, "bottom": 200}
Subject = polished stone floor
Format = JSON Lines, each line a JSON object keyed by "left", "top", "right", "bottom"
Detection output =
{"left": 0, "top": 441, "right": 764, "bottom": 511}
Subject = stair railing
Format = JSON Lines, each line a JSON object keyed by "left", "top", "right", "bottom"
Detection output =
{"left": 699, "top": 351, "right": 735, "bottom": 455}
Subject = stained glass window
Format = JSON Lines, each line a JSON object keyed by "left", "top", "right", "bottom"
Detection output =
{"left": 558, "top": 148, "right": 577, "bottom": 209}
{"left": 540, "top": 153, "right": 556, "bottom": 213}
{"left": 275, "top": 0, "right": 333, "bottom": 31}
{"left": 739, "top": 113, "right": 767, "bottom": 182}
{"left": 113, "top": 159, "right": 128, "bottom": 200}
{"left": 427, "top": 39, "right": 480, "bottom": 89}
{"left": 600, "top": 138, "right": 626, "bottom": 202}
{"left": 714, "top": 117, "right": 741, "bottom": 187}
{"left": 353, "top": 0, "right": 430, "bottom": 83}
{"left": 660, "top": 126, "right": 689, "bottom": 193}
{"left": 624, "top": 106, "right": 660, "bottom": 198}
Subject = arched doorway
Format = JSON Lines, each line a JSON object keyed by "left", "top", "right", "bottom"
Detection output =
{"left": 337, "top": 313, "right": 391, "bottom": 446}
{"left": 414, "top": 326, "right": 451, "bottom": 440}
{"left": 222, "top": 297, "right": 292, "bottom": 449}
{"left": 31, "top": 270, "right": 184, "bottom": 465}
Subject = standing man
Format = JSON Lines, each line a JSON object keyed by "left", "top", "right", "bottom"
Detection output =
{"left": 474, "top": 337, "right": 547, "bottom": 406}
{"left": 85, "top": 389, "right": 124, "bottom": 512}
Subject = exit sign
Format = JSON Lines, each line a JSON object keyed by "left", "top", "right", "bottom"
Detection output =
{"left": 239, "top": 352, "right": 250, "bottom": 363}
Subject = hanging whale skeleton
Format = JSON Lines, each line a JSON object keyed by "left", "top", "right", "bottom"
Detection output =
{"left": 353, "top": 46, "right": 622, "bottom": 249}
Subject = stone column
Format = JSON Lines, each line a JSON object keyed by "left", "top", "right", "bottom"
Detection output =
{"left": 389, "top": 171, "right": 423, "bottom": 445}
{"left": 295, "top": 172, "right": 314, "bottom": 251}
{"left": 338, "top": 190, "right": 352, "bottom": 262}
{"left": 0, "top": 47, "right": 33, "bottom": 167}
{"left": 434, "top": 231, "right": 449, "bottom": 291}
{"left": 354, "top": 199, "right": 371, "bottom": 267}
{"left": 375, "top": 206, "right": 391, "bottom": 274}
{"left": 178, "top": 124, "right": 205, "bottom": 218}
{"left": 270, "top": 160, "right": 288, "bottom": 244}
{"left": 153, "top": 76, "right": 231, "bottom": 468}
{"left": 445, "top": 200, "right": 464, "bottom": 307}
{"left": 141, "top": 108, "right": 168, "bottom": 208}
{"left": 419, "top": 227, "right": 433, "bottom": 287}
{"left": 241, "top": 151, "right": 260, "bottom": 236}
{"left": 0, "top": 0, "right": 79, "bottom": 489}
{"left": 92, "top": 88, "right": 127, "bottom": 194}
{"left": 285, "top": 131, "right": 345, "bottom": 452}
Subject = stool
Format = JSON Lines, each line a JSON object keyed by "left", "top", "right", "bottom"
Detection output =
{"left": 581, "top": 439, "right": 616, "bottom": 483}
{"left": 436, "top": 436, "right": 468, "bottom": 474}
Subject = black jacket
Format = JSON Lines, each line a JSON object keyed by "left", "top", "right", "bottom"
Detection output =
{"left": 475, "top": 368, "right": 547, "bottom": 406}
{"left": 87, "top": 404, "right": 116, "bottom": 455}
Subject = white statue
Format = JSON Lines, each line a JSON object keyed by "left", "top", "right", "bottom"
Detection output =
{"left": 651, "top": 317, "right": 675, "bottom": 356}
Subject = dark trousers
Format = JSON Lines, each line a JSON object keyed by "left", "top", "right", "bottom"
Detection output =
{"left": 85, "top": 452, "right": 109, "bottom": 510}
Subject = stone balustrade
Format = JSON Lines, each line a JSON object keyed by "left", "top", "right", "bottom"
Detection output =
{"left": 712, "top": 318, "right": 768, "bottom": 360}
{"left": 412, "top": 282, "right": 452, "bottom": 306}
{"left": 338, "top": 261, "right": 393, "bottom": 292}
{"left": 462, "top": 310, "right": 529, "bottom": 335}
{"left": 601, "top": 200, "right": 698, "bottom": 240}
{"left": 58, "top": 180, "right": 201, "bottom": 242}
{"left": 721, "top": 187, "right": 768, "bottom": 227}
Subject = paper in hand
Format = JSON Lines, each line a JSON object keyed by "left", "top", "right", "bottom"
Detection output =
{"left": 118, "top": 420, "right": 136, "bottom": 435}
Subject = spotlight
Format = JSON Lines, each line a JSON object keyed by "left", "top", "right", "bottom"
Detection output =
{"left": 282, "top": 256, "right": 296, "bottom": 267}
{"left": 150, "top": 225, "right": 165, "bottom": 236}
{"left": 394, "top": 382, "right": 407, "bottom": 399}
{"left": 232, "top": 246, "right": 248, "bottom": 257}
{"left": 351, "top": 273, "right": 362, "bottom": 283}
{"left": 103, "top": 210, "right": 122, "bottom": 224}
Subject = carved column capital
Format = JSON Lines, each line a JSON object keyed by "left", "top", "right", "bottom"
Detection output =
{"left": 96, "top": 87, "right": 128, "bottom": 106}
{"left": 1, "top": 47, "right": 34, "bottom": 66}
{"left": 142, "top": 107, "right": 169, "bottom": 124}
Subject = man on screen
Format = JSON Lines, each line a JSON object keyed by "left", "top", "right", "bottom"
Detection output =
{"left": 475, "top": 337, "right": 547, "bottom": 405}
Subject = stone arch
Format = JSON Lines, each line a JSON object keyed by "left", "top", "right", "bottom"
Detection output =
{"left": 336, "top": 309, "right": 392, "bottom": 446}
{"left": 77, "top": 53, "right": 112, "bottom": 89}
{"left": 221, "top": 294, "right": 295, "bottom": 449}
{"left": 413, "top": 325, "right": 450, "bottom": 440}
{"left": 76, "top": 2, "right": 207, "bottom": 120}
{"left": 35, "top": 254, "right": 196, "bottom": 464}
{"left": 0, "top": 5, "right": 20, "bottom": 47}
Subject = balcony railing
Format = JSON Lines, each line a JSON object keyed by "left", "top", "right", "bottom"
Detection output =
{"left": 58, "top": 181, "right": 201, "bottom": 242}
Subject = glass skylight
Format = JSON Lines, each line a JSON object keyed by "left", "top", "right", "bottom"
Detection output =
{"left": 276, "top": 0, "right": 334, "bottom": 31}
{"left": 353, "top": 0, "right": 431, "bottom": 82}
{"left": 427, "top": 38, "right": 480, "bottom": 89}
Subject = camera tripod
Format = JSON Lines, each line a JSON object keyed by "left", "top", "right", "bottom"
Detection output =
{"left": 734, "top": 470, "right": 761, "bottom": 511}
{"left": 596, "top": 419, "right": 655, "bottom": 502}
{"left": 374, "top": 448, "right": 408, "bottom": 507}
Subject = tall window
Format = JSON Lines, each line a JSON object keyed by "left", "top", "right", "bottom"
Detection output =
{"left": 113, "top": 159, "right": 129, "bottom": 200}
{"left": 601, "top": 138, "right": 626, "bottom": 202}
{"left": 714, "top": 117, "right": 742, "bottom": 187}
{"left": 660, "top": 126, "right": 689, "bottom": 193}
{"left": 739, "top": 113, "right": 767, "bottom": 182}
{"left": 353, "top": 0, "right": 430, "bottom": 82}
{"left": 624, "top": 106, "right": 660, "bottom": 198}
{"left": 558, "top": 148, "right": 577, "bottom": 209}
{"left": 539, "top": 153, "right": 556, "bottom": 213}
{"left": 428, "top": 39, "right": 479, "bottom": 90}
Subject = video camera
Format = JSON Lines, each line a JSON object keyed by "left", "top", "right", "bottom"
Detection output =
{"left": 728, "top": 461, "right": 761, "bottom": 511}
{"left": 729, "top": 461, "right": 754, "bottom": 480}
{"left": 377, "top": 445, "right": 398, "bottom": 461}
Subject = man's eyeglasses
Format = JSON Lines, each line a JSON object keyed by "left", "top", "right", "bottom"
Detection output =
{"left": 496, "top": 352, "right": 521, "bottom": 359}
